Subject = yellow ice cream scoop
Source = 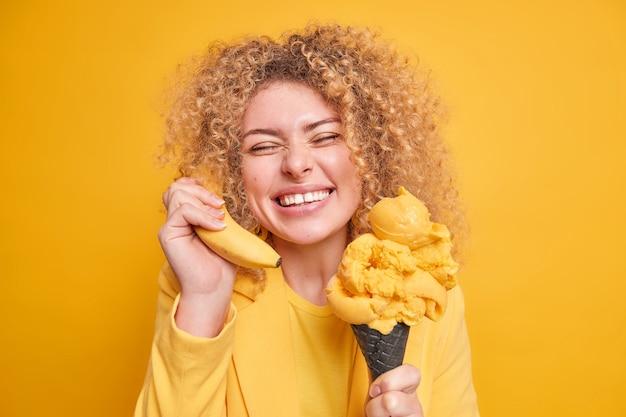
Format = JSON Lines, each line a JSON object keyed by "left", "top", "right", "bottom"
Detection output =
{"left": 326, "top": 187, "right": 458, "bottom": 334}
{"left": 369, "top": 186, "right": 450, "bottom": 250}
{"left": 326, "top": 233, "right": 448, "bottom": 334}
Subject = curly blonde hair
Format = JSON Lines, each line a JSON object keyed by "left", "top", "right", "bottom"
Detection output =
{"left": 159, "top": 23, "right": 468, "bottom": 258}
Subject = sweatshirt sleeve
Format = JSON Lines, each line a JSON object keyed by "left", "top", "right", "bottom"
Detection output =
{"left": 427, "top": 285, "right": 480, "bottom": 417}
{"left": 134, "top": 264, "right": 237, "bottom": 417}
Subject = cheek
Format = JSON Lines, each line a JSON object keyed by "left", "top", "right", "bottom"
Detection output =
{"left": 332, "top": 152, "right": 362, "bottom": 204}
{"left": 337, "top": 153, "right": 361, "bottom": 186}
{"left": 241, "top": 159, "right": 261, "bottom": 190}
{"left": 241, "top": 159, "right": 273, "bottom": 211}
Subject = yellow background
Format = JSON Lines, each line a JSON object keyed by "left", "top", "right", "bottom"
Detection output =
{"left": 1, "top": 0, "right": 624, "bottom": 415}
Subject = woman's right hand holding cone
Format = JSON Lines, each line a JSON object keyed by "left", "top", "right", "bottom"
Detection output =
{"left": 366, "top": 364, "right": 423, "bottom": 417}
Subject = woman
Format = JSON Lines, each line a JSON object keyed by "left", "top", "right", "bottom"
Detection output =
{"left": 135, "top": 24, "right": 479, "bottom": 417}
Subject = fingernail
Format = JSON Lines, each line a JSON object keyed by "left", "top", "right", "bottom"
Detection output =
{"left": 369, "top": 384, "right": 381, "bottom": 397}
{"left": 213, "top": 219, "right": 227, "bottom": 229}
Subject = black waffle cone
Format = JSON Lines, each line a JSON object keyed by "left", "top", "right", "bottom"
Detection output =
{"left": 351, "top": 322, "right": 410, "bottom": 381}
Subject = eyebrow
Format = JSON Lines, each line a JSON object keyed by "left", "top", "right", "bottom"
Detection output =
{"left": 304, "top": 117, "right": 342, "bottom": 132}
{"left": 241, "top": 117, "right": 341, "bottom": 139}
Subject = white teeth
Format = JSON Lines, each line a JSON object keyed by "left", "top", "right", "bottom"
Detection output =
{"left": 279, "top": 191, "right": 330, "bottom": 207}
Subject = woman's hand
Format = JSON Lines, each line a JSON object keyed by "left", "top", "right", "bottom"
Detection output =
{"left": 365, "top": 365, "right": 423, "bottom": 417}
{"left": 158, "top": 177, "right": 239, "bottom": 337}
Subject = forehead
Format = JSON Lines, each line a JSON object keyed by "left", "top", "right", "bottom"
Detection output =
{"left": 247, "top": 81, "right": 335, "bottom": 112}
{"left": 242, "top": 81, "right": 339, "bottom": 127}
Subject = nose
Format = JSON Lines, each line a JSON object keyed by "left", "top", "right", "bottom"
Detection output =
{"left": 282, "top": 143, "right": 313, "bottom": 178}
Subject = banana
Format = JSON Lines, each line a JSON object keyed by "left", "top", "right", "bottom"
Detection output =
{"left": 194, "top": 208, "right": 282, "bottom": 269}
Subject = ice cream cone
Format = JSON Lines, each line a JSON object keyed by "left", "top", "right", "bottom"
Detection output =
{"left": 351, "top": 322, "right": 410, "bottom": 381}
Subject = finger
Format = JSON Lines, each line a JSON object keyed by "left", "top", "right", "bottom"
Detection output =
{"left": 167, "top": 201, "right": 227, "bottom": 231}
{"left": 180, "top": 176, "right": 225, "bottom": 205}
{"left": 165, "top": 196, "right": 226, "bottom": 224}
{"left": 370, "top": 364, "right": 421, "bottom": 397}
{"left": 163, "top": 180, "right": 225, "bottom": 213}
{"left": 163, "top": 181, "right": 224, "bottom": 209}
{"left": 365, "top": 390, "right": 423, "bottom": 417}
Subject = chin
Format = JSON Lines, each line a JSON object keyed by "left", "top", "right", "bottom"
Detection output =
{"left": 276, "top": 225, "right": 349, "bottom": 247}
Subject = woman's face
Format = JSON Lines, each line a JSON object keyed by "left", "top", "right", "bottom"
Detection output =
{"left": 240, "top": 81, "right": 362, "bottom": 247}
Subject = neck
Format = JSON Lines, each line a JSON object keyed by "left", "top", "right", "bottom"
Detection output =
{"left": 273, "top": 233, "right": 348, "bottom": 306}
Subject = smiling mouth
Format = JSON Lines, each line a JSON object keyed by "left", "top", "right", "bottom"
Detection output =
{"left": 278, "top": 190, "right": 331, "bottom": 207}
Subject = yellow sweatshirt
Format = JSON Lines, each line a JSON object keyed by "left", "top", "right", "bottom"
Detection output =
{"left": 134, "top": 264, "right": 479, "bottom": 417}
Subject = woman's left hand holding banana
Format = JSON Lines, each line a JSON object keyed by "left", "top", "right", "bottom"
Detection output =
{"left": 159, "top": 177, "right": 239, "bottom": 338}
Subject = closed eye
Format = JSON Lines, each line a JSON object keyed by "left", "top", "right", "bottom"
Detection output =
{"left": 246, "top": 141, "right": 283, "bottom": 155}
{"left": 311, "top": 134, "right": 341, "bottom": 146}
